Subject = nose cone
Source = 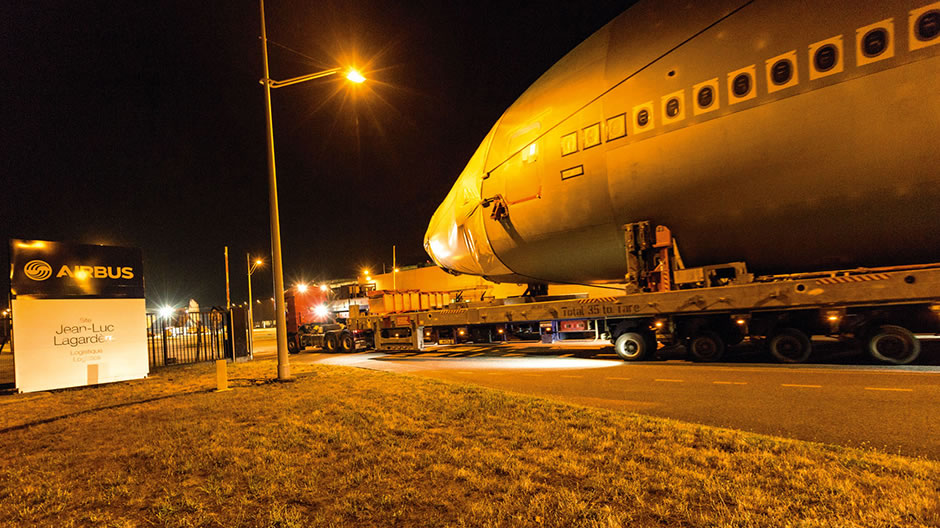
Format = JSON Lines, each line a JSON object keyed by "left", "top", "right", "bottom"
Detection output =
{"left": 424, "top": 189, "right": 486, "bottom": 276}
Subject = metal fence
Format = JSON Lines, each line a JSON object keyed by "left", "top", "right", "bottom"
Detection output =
{"left": 146, "top": 309, "right": 230, "bottom": 367}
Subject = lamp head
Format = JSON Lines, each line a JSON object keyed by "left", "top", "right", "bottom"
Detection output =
{"left": 345, "top": 69, "right": 366, "bottom": 84}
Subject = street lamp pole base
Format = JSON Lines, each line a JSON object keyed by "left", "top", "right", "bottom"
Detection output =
{"left": 277, "top": 364, "right": 291, "bottom": 381}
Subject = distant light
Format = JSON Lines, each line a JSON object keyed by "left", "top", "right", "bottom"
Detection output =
{"left": 255, "top": 259, "right": 263, "bottom": 265}
{"left": 654, "top": 321, "right": 664, "bottom": 328}
{"left": 827, "top": 315, "right": 840, "bottom": 321}
{"left": 458, "top": 329, "right": 465, "bottom": 336}
{"left": 497, "top": 328, "right": 504, "bottom": 334}
{"left": 158, "top": 306, "right": 175, "bottom": 319}
{"left": 394, "top": 268, "right": 400, "bottom": 273}
{"left": 736, "top": 319, "right": 746, "bottom": 325}
{"left": 257, "top": 300, "right": 262, "bottom": 303}
{"left": 362, "top": 269, "right": 370, "bottom": 275}
{"left": 346, "top": 69, "right": 366, "bottom": 84}
{"left": 313, "top": 304, "right": 329, "bottom": 318}
{"left": 319, "top": 284, "right": 329, "bottom": 292}
{"left": 296, "top": 283, "right": 308, "bottom": 293}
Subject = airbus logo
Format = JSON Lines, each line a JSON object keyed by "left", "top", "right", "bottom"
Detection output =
{"left": 24, "top": 260, "right": 53, "bottom": 281}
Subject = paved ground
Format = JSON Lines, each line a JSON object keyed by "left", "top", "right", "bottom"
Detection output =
{"left": 252, "top": 331, "right": 940, "bottom": 459}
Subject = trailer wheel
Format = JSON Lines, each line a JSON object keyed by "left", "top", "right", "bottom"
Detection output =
{"left": 687, "top": 331, "right": 725, "bottom": 362}
{"left": 339, "top": 332, "right": 355, "bottom": 353}
{"left": 615, "top": 332, "right": 652, "bottom": 361}
{"left": 867, "top": 325, "right": 920, "bottom": 365}
{"left": 324, "top": 333, "right": 339, "bottom": 353}
{"left": 288, "top": 336, "right": 299, "bottom": 355}
{"left": 769, "top": 328, "right": 812, "bottom": 363}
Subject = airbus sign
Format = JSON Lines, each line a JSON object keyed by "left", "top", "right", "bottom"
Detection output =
{"left": 10, "top": 240, "right": 144, "bottom": 298}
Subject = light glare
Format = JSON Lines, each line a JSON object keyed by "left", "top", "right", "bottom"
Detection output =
{"left": 346, "top": 69, "right": 366, "bottom": 84}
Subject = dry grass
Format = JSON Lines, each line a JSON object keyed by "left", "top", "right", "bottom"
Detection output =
{"left": 0, "top": 360, "right": 937, "bottom": 527}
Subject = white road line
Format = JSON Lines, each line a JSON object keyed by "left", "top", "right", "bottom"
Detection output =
{"left": 606, "top": 377, "right": 631, "bottom": 381}
{"left": 655, "top": 379, "right": 684, "bottom": 383}
{"left": 781, "top": 384, "right": 822, "bottom": 388}
{"left": 713, "top": 381, "right": 748, "bottom": 385}
{"left": 864, "top": 387, "right": 913, "bottom": 392}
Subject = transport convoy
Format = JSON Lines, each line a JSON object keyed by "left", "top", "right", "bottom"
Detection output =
{"left": 291, "top": 0, "right": 940, "bottom": 364}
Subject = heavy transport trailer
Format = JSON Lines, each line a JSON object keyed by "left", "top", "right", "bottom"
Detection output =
{"left": 348, "top": 223, "right": 940, "bottom": 365}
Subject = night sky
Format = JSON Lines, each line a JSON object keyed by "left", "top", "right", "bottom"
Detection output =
{"left": 1, "top": 0, "right": 631, "bottom": 310}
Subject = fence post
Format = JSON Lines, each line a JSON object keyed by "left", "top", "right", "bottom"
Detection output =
{"left": 161, "top": 318, "right": 168, "bottom": 366}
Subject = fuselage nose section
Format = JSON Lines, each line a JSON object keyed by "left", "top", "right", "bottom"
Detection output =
{"left": 424, "top": 194, "right": 486, "bottom": 276}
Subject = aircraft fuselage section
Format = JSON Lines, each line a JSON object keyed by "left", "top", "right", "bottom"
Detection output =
{"left": 426, "top": 0, "right": 940, "bottom": 284}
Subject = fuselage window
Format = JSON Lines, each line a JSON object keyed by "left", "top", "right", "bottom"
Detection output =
{"left": 732, "top": 73, "right": 751, "bottom": 97}
{"left": 606, "top": 113, "right": 626, "bottom": 141}
{"left": 862, "top": 28, "right": 888, "bottom": 57}
{"left": 583, "top": 123, "right": 601, "bottom": 149}
{"left": 561, "top": 165, "right": 584, "bottom": 180}
{"left": 916, "top": 10, "right": 939, "bottom": 42}
{"left": 561, "top": 131, "right": 578, "bottom": 156}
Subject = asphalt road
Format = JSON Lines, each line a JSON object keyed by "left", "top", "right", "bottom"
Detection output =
{"left": 251, "top": 330, "right": 940, "bottom": 459}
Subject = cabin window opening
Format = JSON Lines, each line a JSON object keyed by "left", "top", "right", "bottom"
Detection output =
{"left": 732, "top": 73, "right": 751, "bottom": 97}
{"left": 561, "top": 131, "right": 578, "bottom": 156}
{"left": 862, "top": 28, "right": 888, "bottom": 57}
{"left": 770, "top": 59, "right": 793, "bottom": 85}
{"left": 583, "top": 123, "right": 601, "bottom": 149}
{"left": 561, "top": 165, "right": 584, "bottom": 180}
{"left": 916, "top": 10, "right": 939, "bottom": 42}
{"left": 814, "top": 44, "right": 838, "bottom": 71}
{"left": 606, "top": 113, "right": 626, "bottom": 141}
{"left": 697, "top": 86, "right": 714, "bottom": 108}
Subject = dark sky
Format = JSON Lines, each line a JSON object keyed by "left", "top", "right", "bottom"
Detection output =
{"left": 1, "top": 0, "right": 631, "bottom": 309}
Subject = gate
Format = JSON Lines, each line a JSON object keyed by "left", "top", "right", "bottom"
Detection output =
{"left": 146, "top": 308, "right": 230, "bottom": 367}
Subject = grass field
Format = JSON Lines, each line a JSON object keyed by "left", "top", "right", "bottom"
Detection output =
{"left": 0, "top": 360, "right": 937, "bottom": 527}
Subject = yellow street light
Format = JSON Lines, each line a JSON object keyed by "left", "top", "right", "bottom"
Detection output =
{"left": 346, "top": 69, "right": 366, "bottom": 84}
{"left": 247, "top": 254, "right": 265, "bottom": 357}
{"left": 296, "top": 283, "right": 308, "bottom": 293}
{"left": 259, "top": 0, "right": 366, "bottom": 380}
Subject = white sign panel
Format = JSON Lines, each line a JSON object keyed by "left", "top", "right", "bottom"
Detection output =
{"left": 12, "top": 298, "right": 148, "bottom": 393}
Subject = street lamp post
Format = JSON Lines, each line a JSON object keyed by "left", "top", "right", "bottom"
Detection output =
{"left": 259, "top": 0, "right": 365, "bottom": 380}
{"left": 247, "top": 255, "right": 264, "bottom": 357}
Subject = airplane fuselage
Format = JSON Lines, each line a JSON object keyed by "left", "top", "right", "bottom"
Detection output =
{"left": 425, "top": 0, "right": 940, "bottom": 285}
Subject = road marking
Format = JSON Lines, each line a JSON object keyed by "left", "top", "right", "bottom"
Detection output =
{"left": 560, "top": 375, "right": 583, "bottom": 378}
{"left": 655, "top": 379, "right": 684, "bottom": 383}
{"left": 559, "top": 353, "right": 574, "bottom": 358}
{"left": 468, "top": 352, "right": 485, "bottom": 357}
{"left": 864, "top": 387, "right": 913, "bottom": 392}
{"left": 713, "top": 381, "right": 748, "bottom": 385}
{"left": 781, "top": 384, "right": 822, "bottom": 388}
{"left": 606, "top": 377, "right": 631, "bottom": 381}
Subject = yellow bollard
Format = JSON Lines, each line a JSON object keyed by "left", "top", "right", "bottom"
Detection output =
{"left": 215, "top": 359, "right": 231, "bottom": 392}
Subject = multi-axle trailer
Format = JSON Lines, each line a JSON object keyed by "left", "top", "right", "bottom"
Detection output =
{"left": 346, "top": 224, "right": 940, "bottom": 365}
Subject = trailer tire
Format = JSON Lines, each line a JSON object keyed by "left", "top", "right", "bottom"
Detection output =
{"left": 615, "top": 332, "right": 652, "bottom": 361}
{"left": 688, "top": 331, "right": 725, "bottom": 362}
{"left": 339, "top": 332, "right": 355, "bottom": 353}
{"left": 867, "top": 325, "right": 920, "bottom": 365}
{"left": 324, "top": 333, "right": 339, "bottom": 353}
{"left": 769, "top": 328, "right": 812, "bottom": 363}
{"left": 288, "top": 336, "right": 299, "bottom": 355}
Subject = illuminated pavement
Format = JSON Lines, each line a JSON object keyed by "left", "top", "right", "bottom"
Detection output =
{"left": 252, "top": 331, "right": 940, "bottom": 459}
